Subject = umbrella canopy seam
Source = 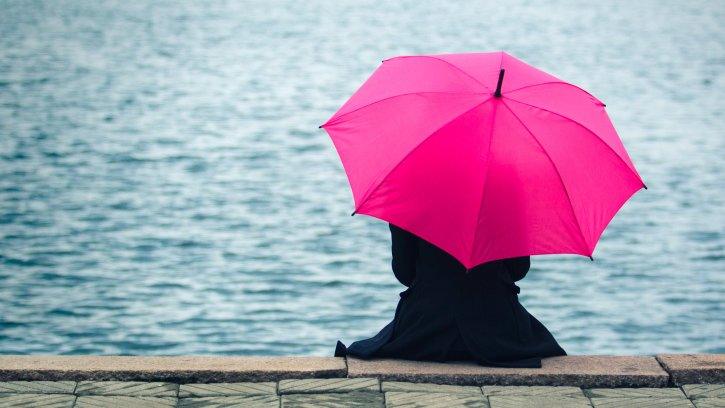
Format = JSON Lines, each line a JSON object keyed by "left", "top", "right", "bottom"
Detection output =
{"left": 501, "top": 100, "right": 592, "bottom": 256}
{"left": 503, "top": 81, "right": 605, "bottom": 105}
{"left": 383, "top": 55, "right": 494, "bottom": 93}
{"left": 322, "top": 91, "right": 485, "bottom": 128}
{"left": 354, "top": 96, "right": 494, "bottom": 214}
{"left": 503, "top": 96, "right": 643, "bottom": 184}
{"left": 468, "top": 100, "right": 500, "bottom": 266}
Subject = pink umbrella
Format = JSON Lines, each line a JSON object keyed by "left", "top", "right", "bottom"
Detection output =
{"left": 320, "top": 51, "right": 645, "bottom": 269}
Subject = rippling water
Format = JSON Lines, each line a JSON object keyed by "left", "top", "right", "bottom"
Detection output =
{"left": 1, "top": 1, "right": 723, "bottom": 356}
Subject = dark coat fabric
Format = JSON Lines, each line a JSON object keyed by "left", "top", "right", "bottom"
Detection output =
{"left": 334, "top": 223, "right": 566, "bottom": 368}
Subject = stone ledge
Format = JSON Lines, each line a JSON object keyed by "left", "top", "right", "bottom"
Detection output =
{"left": 656, "top": 354, "right": 725, "bottom": 385}
{"left": 0, "top": 356, "right": 346, "bottom": 383}
{"left": 1, "top": 354, "right": 723, "bottom": 387}
{"left": 347, "top": 356, "right": 670, "bottom": 388}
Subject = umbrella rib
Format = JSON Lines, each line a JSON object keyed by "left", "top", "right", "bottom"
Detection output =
{"left": 468, "top": 54, "right": 503, "bottom": 261}
{"left": 503, "top": 96, "right": 643, "bottom": 185}
{"left": 388, "top": 55, "right": 493, "bottom": 92}
{"left": 354, "top": 96, "right": 494, "bottom": 214}
{"left": 503, "top": 81, "right": 605, "bottom": 105}
{"left": 469, "top": 100, "right": 499, "bottom": 266}
{"left": 501, "top": 100, "right": 591, "bottom": 256}
{"left": 321, "top": 91, "right": 484, "bottom": 128}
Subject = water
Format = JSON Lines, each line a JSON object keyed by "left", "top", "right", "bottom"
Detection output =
{"left": 0, "top": 0, "right": 723, "bottom": 356}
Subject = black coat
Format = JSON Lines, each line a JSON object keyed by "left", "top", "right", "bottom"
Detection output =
{"left": 334, "top": 223, "right": 566, "bottom": 368}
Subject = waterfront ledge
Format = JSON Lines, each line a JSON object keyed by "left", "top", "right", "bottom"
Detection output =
{"left": 0, "top": 354, "right": 722, "bottom": 387}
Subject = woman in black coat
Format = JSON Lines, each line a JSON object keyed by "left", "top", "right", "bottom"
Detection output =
{"left": 334, "top": 223, "right": 566, "bottom": 368}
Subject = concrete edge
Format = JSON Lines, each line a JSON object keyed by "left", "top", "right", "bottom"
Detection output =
{"left": 0, "top": 369, "right": 349, "bottom": 383}
{"left": 346, "top": 355, "right": 671, "bottom": 388}
{"left": 0, "top": 354, "right": 722, "bottom": 386}
{"left": 655, "top": 354, "right": 725, "bottom": 385}
{"left": 0, "top": 356, "right": 347, "bottom": 383}
{"left": 348, "top": 372, "right": 670, "bottom": 388}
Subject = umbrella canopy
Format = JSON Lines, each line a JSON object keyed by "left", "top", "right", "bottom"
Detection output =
{"left": 320, "top": 51, "right": 645, "bottom": 269}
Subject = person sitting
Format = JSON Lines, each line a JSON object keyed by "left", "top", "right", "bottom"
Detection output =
{"left": 334, "top": 223, "right": 566, "bottom": 368}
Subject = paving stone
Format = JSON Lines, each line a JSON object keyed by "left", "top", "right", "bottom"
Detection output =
{"left": 74, "top": 395, "right": 177, "bottom": 407}
{"left": 347, "top": 356, "right": 668, "bottom": 387}
{"left": 278, "top": 377, "right": 379, "bottom": 394}
{"left": 682, "top": 384, "right": 725, "bottom": 399}
{"left": 590, "top": 397, "right": 694, "bottom": 407}
{"left": 0, "top": 381, "right": 76, "bottom": 394}
{"left": 0, "top": 356, "right": 346, "bottom": 382}
{"left": 488, "top": 396, "right": 591, "bottom": 407}
{"left": 281, "top": 391, "right": 384, "bottom": 407}
{"left": 385, "top": 391, "right": 488, "bottom": 407}
{"left": 657, "top": 354, "right": 725, "bottom": 384}
{"left": 382, "top": 381, "right": 482, "bottom": 394}
{"left": 75, "top": 381, "right": 178, "bottom": 396}
{"left": 0, "top": 393, "right": 75, "bottom": 407}
{"left": 178, "top": 395, "right": 279, "bottom": 407}
{"left": 178, "top": 382, "right": 276, "bottom": 397}
{"left": 586, "top": 387, "right": 687, "bottom": 398}
{"left": 483, "top": 385, "right": 585, "bottom": 397}
{"left": 691, "top": 398, "right": 725, "bottom": 408}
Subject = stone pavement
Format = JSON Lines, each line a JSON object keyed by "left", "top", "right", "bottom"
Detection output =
{"left": 0, "top": 354, "right": 721, "bottom": 407}
{"left": 1, "top": 380, "right": 724, "bottom": 407}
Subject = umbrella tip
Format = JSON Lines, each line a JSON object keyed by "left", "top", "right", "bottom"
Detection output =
{"left": 494, "top": 69, "right": 505, "bottom": 97}
{"left": 350, "top": 210, "right": 356, "bottom": 216}
{"left": 589, "top": 255, "right": 594, "bottom": 261}
{"left": 643, "top": 183, "right": 648, "bottom": 190}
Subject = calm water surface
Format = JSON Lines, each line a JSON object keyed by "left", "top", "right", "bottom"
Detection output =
{"left": 1, "top": 1, "right": 723, "bottom": 355}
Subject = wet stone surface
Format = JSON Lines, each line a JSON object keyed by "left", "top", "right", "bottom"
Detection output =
{"left": 487, "top": 395, "right": 591, "bottom": 408}
{"left": 691, "top": 399, "right": 725, "bottom": 408}
{"left": 281, "top": 391, "right": 384, "bottom": 407}
{"left": 682, "top": 384, "right": 725, "bottom": 399}
{"left": 383, "top": 381, "right": 482, "bottom": 394}
{"left": 0, "top": 381, "right": 76, "bottom": 394}
{"left": 75, "top": 381, "right": 179, "bottom": 397}
{"left": 483, "top": 385, "right": 585, "bottom": 397}
{"left": 0, "top": 393, "right": 76, "bottom": 407}
{"left": 585, "top": 387, "right": 687, "bottom": 398}
{"left": 385, "top": 391, "right": 488, "bottom": 407}
{"left": 74, "top": 396, "right": 177, "bottom": 408}
{"left": 278, "top": 377, "right": 380, "bottom": 394}
{"left": 589, "top": 397, "right": 694, "bottom": 408}
{"left": 178, "top": 382, "right": 276, "bottom": 397}
{"left": 0, "top": 380, "right": 723, "bottom": 407}
{"left": 178, "top": 395, "right": 279, "bottom": 407}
